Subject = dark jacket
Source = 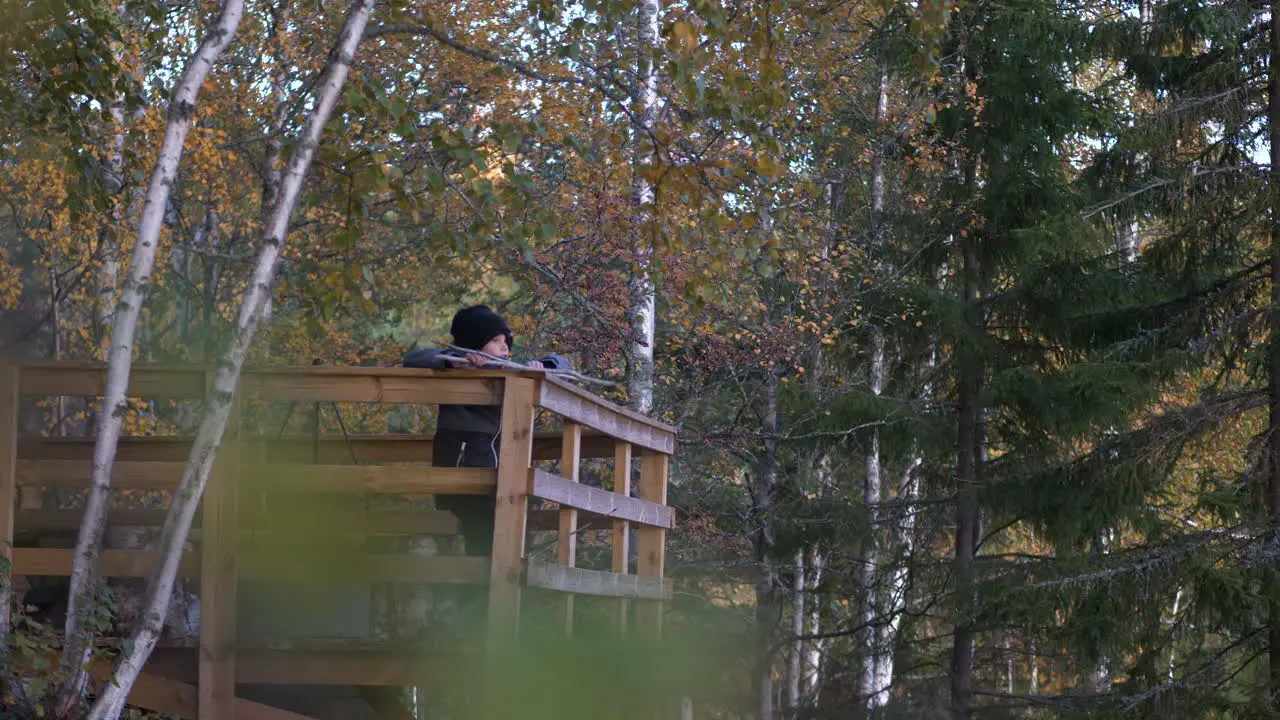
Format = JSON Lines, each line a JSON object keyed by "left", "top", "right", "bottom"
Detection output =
{"left": 402, "top": 347, "right": 571, "bottom": 436}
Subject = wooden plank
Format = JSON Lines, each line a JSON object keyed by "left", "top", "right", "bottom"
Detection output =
{"left": 238, "top": 370, "right": 503, "bottom": 406}
{"left": 612, "top": 441, "right": 632, "bottom": 633}
{"left": 16, "top": 362, "right": 532, "bottom": 403}
{"left": 12, "top": 548, "right": 198, "bottom": 577}
{"left": 17, "top": 459, "right": 186, "bottom": 489}
{"left": 105, "top": 669, "right": 320, "bottom": 720}
{"left": 527, "top": 508, "right": 608, "bottom": 533}
{"left": 200, "top": 399, "right": 241, "bottom": 720}
{"left": 19, "top": 431, "right": 619, "bottom": 464}
{"left": 529, "top": 469, "right": 673, "bottom": 529}
{"left": 525, "top": 561, "right": 670, "bottom": 601}
{"left": 234, "top": 648, "right": 452, "bottom": 686}
{"left": 259, "top": 464, "right": 496, "bottom": 495}
{"left": 19, "top": 363, "right": 207, "bottom": 399}
{"left": 16, "top": 459, "right": 495, "bottom": 495}
{"left": 537, "top": 377, "right": 676, "bottom": 455}
{"left": 487, "top": 377, "right": 537, "bottom": 650}
{"left": 0, "top": 367, "right": 18, "bottom": 640}
{"left": 558, "top": 423, "right": 581, "bottom": 635}
{"left": 12, "top": 547, "right": 488, "bottom": 584}
{"left": 16, "top": 508, "right": 463, "bottom": 536}
{"left": 635, "top": 452, "right": 669, "bottom": 635}
{"left": 238, "top": 553, "right": 490, "bottom": 584}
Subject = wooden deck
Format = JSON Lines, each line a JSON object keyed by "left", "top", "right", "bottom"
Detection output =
{"left": 0, "top": 362, "right": 676, "bottom": 719}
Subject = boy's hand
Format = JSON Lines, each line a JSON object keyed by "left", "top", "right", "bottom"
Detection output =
{"left": 526, "top": 360, "right": 545, "bottom": 369}
{"left": 445, "top": 353, "right": 490, "bottom": 368}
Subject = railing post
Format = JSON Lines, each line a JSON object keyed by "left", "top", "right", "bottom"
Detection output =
{"left": 558, "top": 422, "right": 581, "bottom": 635}
{"left": 635, "top": 451, "right": 668, "bottom": 636}
{"left": 0, "top": 366, "right": 18, "bottom": 659}
{"left": 199, "top": 396, "right": 240, "bottom": 720}
{"left": 612, "top": 440, "right": 632, "bottom": 634}
{"left": 487, "top": 377, "right": 537, "bottom": 649}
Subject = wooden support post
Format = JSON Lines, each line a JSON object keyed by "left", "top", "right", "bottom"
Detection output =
{"left": 199, "top": 399, "right": 240, "bottom": 720}
{"left": 635, "top": 451, "right": 668, "bottom": 636}
{"left": 611, "top": 441, "right": 632, "bottom": 635}
{"left": 558, "top": 422, "right": 581, "bottom": 635}
{"left": 0, "top": 367, "right": 18, "bottom": 650}
{"left": 487, "top": 377, "right": 537, "bottom": 650}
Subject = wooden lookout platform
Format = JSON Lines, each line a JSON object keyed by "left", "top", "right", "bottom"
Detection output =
{"left": 0, "top": 362, "right": 676, "bottom": 719}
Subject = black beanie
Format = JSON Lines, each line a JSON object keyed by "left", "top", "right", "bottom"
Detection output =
{"left": 450, "top": 305, "right": 514, "bottom": 351}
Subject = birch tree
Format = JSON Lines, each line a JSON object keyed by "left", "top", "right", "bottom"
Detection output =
{"left": 627, "top": 0, "right": 660, "bottom": 414}
{"left": 88, "top": 1, "right": 377, "bottom": 715}
{"left": 55, "top": 1, "right": 247, "bottom": 712}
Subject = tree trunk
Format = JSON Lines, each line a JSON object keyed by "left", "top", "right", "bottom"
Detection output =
{"left": 786, "top": 549, "right": 804, "bottom": 715}
{"left": 627, "top": 0, "right": 660, "bottom": 414}
{"left": 860, "top": 62, "right": 891, "bottom": 714}
{"left": 950, "top": 222, "right": 981, "bottom": 720}
{"left": 1269, "top": 0, "right": 1280, "bottom": 705}
{"left": 755, "top": 371, "right": 780, "bottom": 720}
{"left": 1269, "top": 0, "right": 1280, "bottom": 707}
{"left": 55, "top": 2, "right": 247, "bottom": 714}
{"left": 88, "top": 2, "right": 374, "bottom": 716}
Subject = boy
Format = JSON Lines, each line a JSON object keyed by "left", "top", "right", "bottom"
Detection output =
{"left": 403, "top": 304, "right": 570, "bottom": 556}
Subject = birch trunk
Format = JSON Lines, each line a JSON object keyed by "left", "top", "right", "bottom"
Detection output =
{"left": 88, "top": 2, "right": 374, "bottom": 716}
{"left": 55, "top": 2, "right": 246, "bottom": 713}
{"left": 802, "top": 542, "right": 825, "bottom": 701}
{"left": 754, "top": 372, "right": 780, "bottom": 720}
{"left": 786, "top": 549, "right": 804, "bottom": 714}
{"left": 860, "top": 62, "right": 890, "bottom": 713}
{"left": 627, "top": 0, "right": 660, "bottom": 414}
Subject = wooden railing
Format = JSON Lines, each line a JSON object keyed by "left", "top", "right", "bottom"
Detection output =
{"left": 0, "top": 362, "right": 676, "bottom": 720}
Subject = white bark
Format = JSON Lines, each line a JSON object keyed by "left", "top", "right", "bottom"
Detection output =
{"left": 786, "top": 549, "right": 804, "bottom": 712}
{"left": 1168, "top": 587, "right": 1183, "bottom": 680}
{"left": 627, "top": 0, "right": 660, "bottom": 414}
{"left": 869, "top": 455, "right": 921, "bottom": 709}
{"left": 56, "top": 1, "right": 247, "bottom": 712}
{"left": 802, "top": 543, "right": 825, "bottom": 701}
{"left": 860, "top": 63, "right": 890, "bottom": 713}
{"left": 87, "top": 2, "right": 375, "bottom": 716}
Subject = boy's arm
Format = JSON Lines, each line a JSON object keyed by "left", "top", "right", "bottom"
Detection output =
{"left": 403, "top": 347, "right": 450, "bottom": 369}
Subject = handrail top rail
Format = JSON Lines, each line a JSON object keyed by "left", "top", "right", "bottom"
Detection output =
{"left": 9, "top": 361, "right": 678, "bottom": 444}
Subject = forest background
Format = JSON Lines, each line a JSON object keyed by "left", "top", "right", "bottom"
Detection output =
{"left": 2, "top": 0, "right": 1279, "bottom": 717}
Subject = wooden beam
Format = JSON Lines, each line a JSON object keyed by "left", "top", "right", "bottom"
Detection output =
{"left": 537, "top": 377, "right": 676, "bottom": 455}
{"left": 17, "top": 459, "right": 187, "bottom": 489}
{"left": 487, "top": 377, "right": 537, "bottom": 650}
{"left": 12, "top": 547, "right": 488, "bottom": 584}
{"left": 528, "top": 468, "right": 673, "bottom": 529}
{"left": 635, "top": 452, "right": 669, "bottom": 635}
{"left": 258, "top": 464, "right": 496, "bottom": 495}
{"left": 16, "top": 362, "right": 535, "bottom": 405}
{"left": 95, "top": 668, "right": 320, "bottom": 720}
{"left": 19, "top": 431, "right": 620, "bottom": 464}
{"left": 234, "top": 648, "right": 452, "bottom": 686}
{"left": 200, "top": 400, "right": 241, "bottom": 720}
{"left": 612, "top": 440, "right": 632, "bottom": 633}
{"left": 558, "top": 423, "right": 581, "bottom": 635}
{"left": 16, "top": 459, "right": 495, "bottom": 495}
{"left": 12, "top": 548, "right": 198, "bottom": 577}
{"left": 238, "top": 553, "right": 490, "bottom": 584}
{"left": 527, "top": 509, "right": 608, "bottom": 533}
{"left": 19, "top": 363, "right": 207, "bottom": 399}
{"left": 0, "top": 367, "right": 18, "bottom": 641}
{"left": 16, "top": 508, "right": 463, "bottom": 536}
{"left": 525, "top": 561, "right": 670, "bottom": 601}
{"left": 238, "top": 369, "right": 503, "bottom": 406}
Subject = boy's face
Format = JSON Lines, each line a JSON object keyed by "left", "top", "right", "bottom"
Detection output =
{"left": 481, "top": 334, "right": 510, "bottom": 359}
